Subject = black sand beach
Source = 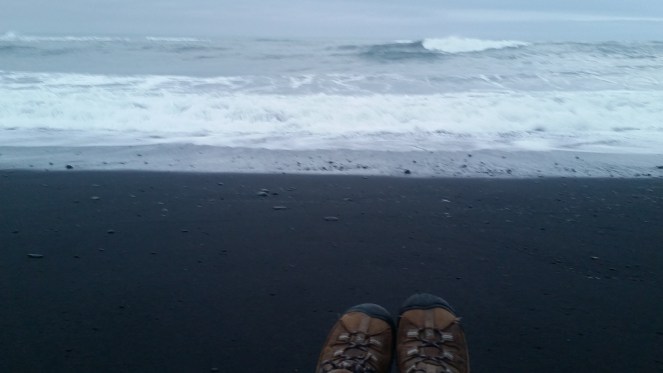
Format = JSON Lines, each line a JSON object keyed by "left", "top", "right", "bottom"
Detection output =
{"left": 1, "top": 171, "right": 662, "bottom": 372}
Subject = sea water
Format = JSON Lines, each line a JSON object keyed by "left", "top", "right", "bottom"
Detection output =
{"left": 1, "top": 32, "right": 663, "bottom": 175}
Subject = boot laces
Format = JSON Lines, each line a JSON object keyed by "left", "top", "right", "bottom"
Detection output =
{"left": 320, "top": 331, "right": 380, "bottom": 373}
{"left": 404, "top": 327, "right": 464, "bottom": 373}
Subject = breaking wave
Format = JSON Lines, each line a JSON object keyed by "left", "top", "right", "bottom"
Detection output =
{"left": 145, "top": 36, "right": 211, "bottom": 42}
{"left": 1, "top": 71, "right": 662, "bottom": 153}
{"left": 1, "top": 31, "right": 208, "bottom": 43}
{"left": 421, "top": 37, "right": 530, "bottom": 53}
{"left": 0, "top": 31, "right": 128, "bottom": 42}
{"left": 360, "top": 36, "right": 530, "bottom": 60}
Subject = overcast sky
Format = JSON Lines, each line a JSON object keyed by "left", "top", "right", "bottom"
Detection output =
{"left": 3, "top": 0, "right": 663, "bottom": 41}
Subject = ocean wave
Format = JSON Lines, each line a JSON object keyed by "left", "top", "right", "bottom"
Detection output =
{"left": 360, "top": 41, "right": 437, "bottom": 61}
{"left": 0, "top": 45, "right": 38, "bottom": 53}
{"left": 1, "top": 73, "right": 662, "bottom": 153}
{"left": 421, "top": 37, "right": 530, "bottom": 53}
{"left": 145, "top": 36, "right": 210, "bottom": 42}
{"left": 359, "top": 36, "right": 530, "bottom": 61}
{"left": 0, "top": 31, "right": 129, "bottom": 42}
{"left": 1, "top": 31, "right": 209, "bottom": 43}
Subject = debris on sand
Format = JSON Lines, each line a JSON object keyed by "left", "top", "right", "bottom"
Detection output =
{"left": 27, "top": 254, "right": 44, "bottom": 259}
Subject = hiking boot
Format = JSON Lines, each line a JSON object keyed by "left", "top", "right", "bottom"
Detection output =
{"left": 397, "top": 294, "right": 470, "bottom": 373}
{"left": 316, "top": 303, "right": 394, "bottom": 373}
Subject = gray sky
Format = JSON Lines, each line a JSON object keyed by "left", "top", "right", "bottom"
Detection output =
{"left": 3, "top": 0, "right": 663, "bottom": 40}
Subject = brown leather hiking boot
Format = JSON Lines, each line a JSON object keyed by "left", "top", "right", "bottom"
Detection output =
{"left": 397, "top": 294, "right": 470, "bottom": 373}
{"left": 316, "top": 303, "right": 394, "bottom": 373}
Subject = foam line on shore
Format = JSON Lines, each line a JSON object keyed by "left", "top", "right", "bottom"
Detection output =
{"left": 1, "top": 145, "right": 662, "bottom": 178}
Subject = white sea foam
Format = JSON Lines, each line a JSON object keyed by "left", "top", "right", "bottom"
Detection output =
{"left": 145, "top": 36, "right": 210, "bottom": 42}
{"left": 0, "top": 31, "right": 20, "bottom": 40}
{"left": 1, "top": 72, "right": 662, "bottom": 153}
{"left": 0, "top": 31, "right": 129, "bottom": 42}
{"left": 1, "top": 31, "right": 209, "bottom": 43}
{"left": 421, "top": 36, "right": 530, "bottom": 54}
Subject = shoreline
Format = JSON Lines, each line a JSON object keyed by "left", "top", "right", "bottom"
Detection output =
{"left": 1, "top": 171, "right": 662, "bottom": 372}
{"left": 1, "top": 144, "right": 663, "bottom": 178}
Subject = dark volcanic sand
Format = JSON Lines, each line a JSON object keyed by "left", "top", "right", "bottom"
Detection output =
{"left": 1, "top": 171, "right": 662, "bottom": 372}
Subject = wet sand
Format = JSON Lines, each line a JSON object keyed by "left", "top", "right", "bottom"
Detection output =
{"left": 1, "top": 171, "right": 662, "bottom": 372}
